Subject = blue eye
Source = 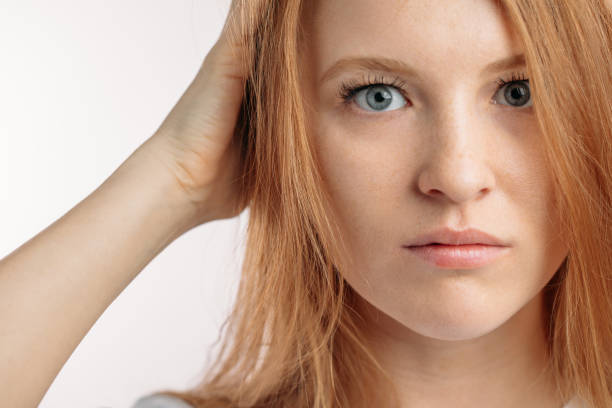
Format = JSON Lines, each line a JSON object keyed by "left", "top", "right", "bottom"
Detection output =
{"left": 338, "top": 74, "right": 409, "bottom": 113}
{"left": 492, "top": 73, "right": 532, "bottom": 108}
{"left": 353, "top": 85, "right": 407, "bottom": 112}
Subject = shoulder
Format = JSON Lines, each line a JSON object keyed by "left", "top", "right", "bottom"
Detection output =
{"left": 131, "top": 394, "right": 195, "bottom": 408}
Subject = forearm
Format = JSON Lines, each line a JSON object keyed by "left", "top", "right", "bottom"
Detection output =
{"left": 0, "top": 140, "right": 196, "bottom": 408}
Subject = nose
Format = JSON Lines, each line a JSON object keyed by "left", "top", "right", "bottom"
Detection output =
{"left": 416, "top": 101, "right": 496, "bottom": 205}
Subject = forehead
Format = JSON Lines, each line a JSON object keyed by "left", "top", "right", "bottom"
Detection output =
{"left": 303, "top": 0, "right": 523, "bottom": 81}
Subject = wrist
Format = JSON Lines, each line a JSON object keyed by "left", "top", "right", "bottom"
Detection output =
{"left": 109, "top": 138, "right": 204, "bottom": 240}
{"left": 137, "top": 132, "right": 243, "bottom": 229}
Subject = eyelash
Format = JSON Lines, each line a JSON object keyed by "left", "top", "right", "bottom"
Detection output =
{"left": 337, "top": 71, "right": 530, "bottom": 109}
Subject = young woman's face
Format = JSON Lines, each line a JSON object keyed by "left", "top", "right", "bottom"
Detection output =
{"left": 301, "top": 0, "right": 569, "bottom": 341}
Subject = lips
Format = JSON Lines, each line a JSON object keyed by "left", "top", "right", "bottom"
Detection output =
{"left": 406, "top": 243, "right": 511, "bottom": 269}
{"left": 406, "top": 227, "right": 509, "bottom": 247}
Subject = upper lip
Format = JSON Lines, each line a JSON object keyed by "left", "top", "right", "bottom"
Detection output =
{"left": 406, "top": 227, "right": 510, "bottom": 247}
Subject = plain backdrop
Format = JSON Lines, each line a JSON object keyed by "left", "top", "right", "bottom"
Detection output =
{"left": 0, "top": 1, "right": 246, "bottom": 407}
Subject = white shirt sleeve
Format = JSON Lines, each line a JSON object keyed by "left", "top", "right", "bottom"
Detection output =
{"left": 563, "top": 395, "right": 591, "bottom": 408}
{"left": 131, "top": 394, "right": 195, "bottom": 408}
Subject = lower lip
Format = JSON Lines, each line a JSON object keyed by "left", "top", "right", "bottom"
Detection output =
{"left": 404, "top": 244, "right": 510, "bottom": 269}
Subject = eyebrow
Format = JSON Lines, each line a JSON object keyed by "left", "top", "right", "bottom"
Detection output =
{"left": 319, "top": 53, "right": 526, "bottom": 85}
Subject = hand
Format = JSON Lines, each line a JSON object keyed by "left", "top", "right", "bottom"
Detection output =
{"left": 143, "top": 4, "right": 250, "bottom": 228}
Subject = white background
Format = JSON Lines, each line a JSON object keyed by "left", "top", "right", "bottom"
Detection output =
{"left": 0, "top": 1, "right": 246, "bottom": 407}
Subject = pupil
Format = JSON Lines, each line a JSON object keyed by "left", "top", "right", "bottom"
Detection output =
{"left": 511, "top": 87, "right": 525, "bottom": 99}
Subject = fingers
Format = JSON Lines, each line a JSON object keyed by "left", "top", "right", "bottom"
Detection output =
{"left": 208, "top": 0, "right": 254, "bottom": 81}
{"left": 217, "top": 0, "right": 251, "bottom": 52}
{"left": 220, "top": 0, "right": 244, "bottom": 40}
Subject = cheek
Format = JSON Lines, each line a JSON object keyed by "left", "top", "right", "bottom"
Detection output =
{"left": 313, "top": 115, "right": 413, "bottom": 255}
{"left": 508, "top": 128, "right": 557, "bottom": 234}
{"left": 503, "top": 132, "right": 569, "bottom": 284}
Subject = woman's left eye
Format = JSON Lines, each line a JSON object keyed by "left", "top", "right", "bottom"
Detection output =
{"left": 351, "top": 85, "right": 408, "bottom": 112}
{"left": 492, "top": 74, "right": 532, "bottom": 108}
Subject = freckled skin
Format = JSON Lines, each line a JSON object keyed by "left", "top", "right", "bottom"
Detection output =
{"left": 300, "top": 0, "right": 570, "bottom": 407}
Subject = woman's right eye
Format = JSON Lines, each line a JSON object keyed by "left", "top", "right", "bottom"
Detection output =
{"left": 338, "top": 75, "right": 410, "bottom": 113}
{"left": 352, "top": 85, "right": 408, "bottom": 112}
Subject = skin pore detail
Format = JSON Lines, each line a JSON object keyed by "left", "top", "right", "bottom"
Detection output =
{"left": 300, "top": 0, "right": 570, "bottom": 407}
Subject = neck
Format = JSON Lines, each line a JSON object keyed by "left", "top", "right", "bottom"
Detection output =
{"left": 352, "top": 289, "right": 565, "bottom": 408}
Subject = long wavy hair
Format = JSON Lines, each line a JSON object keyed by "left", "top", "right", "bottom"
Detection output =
{"left": 153, "top": 0, "right": 612, "bottom": 407}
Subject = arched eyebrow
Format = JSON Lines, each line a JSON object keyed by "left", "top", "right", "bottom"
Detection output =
{"left": 319, "top": 53, "right": 526, "bottom": 85}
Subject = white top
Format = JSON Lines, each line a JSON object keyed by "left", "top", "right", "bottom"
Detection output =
{"left": 564, "top": 394, "right": 590, "bottom": 408}
{"left": 132, "top": 393, "right": 589, "bottom": 408}
{"left": 132, "top": 394, "right": 194, "bottom": 408}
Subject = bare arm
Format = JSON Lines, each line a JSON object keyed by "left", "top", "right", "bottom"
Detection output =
{"left": 0, "top": 3, "right": 247, "bottom": 405}
{"left": 0, "top": 139, "right": 198, "bottom": 407}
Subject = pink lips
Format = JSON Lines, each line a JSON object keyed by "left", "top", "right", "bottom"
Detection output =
{"left": 405, "top": 243, "right": 511, "bottom": 269}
